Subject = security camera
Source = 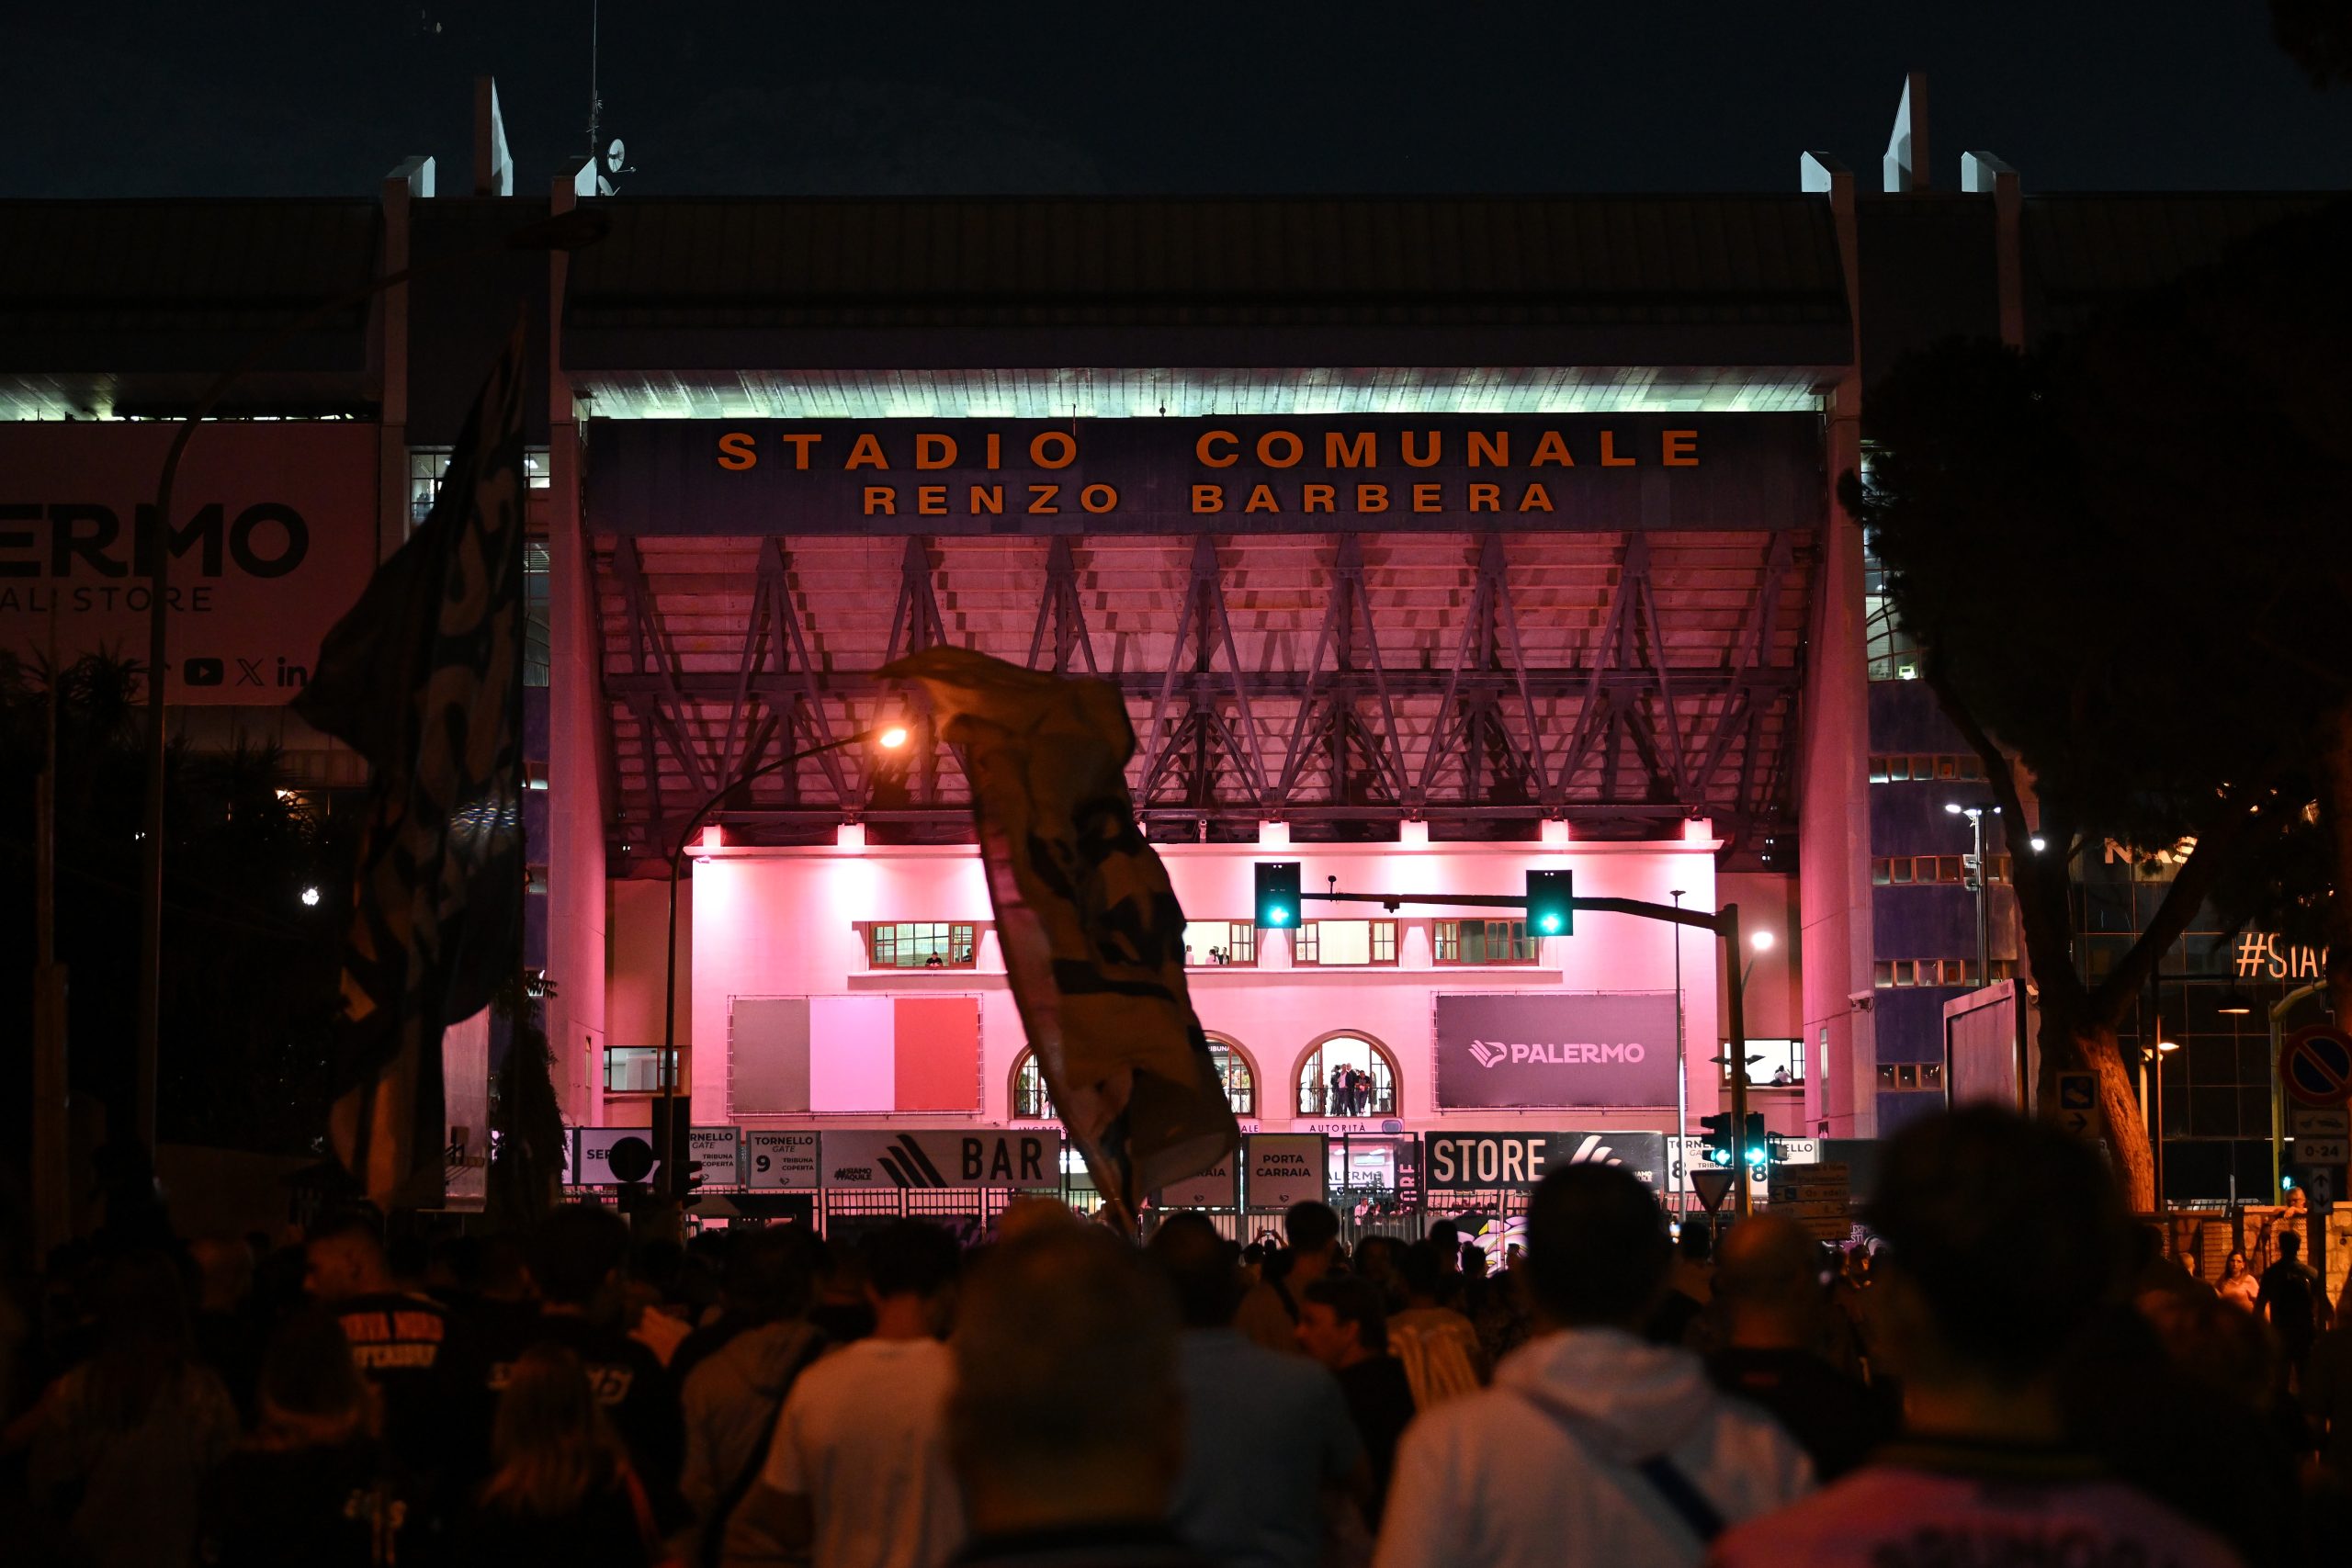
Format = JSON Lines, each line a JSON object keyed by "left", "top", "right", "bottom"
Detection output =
{"left": 1848, "top": 990, "right": 1876, "bottom": 1012}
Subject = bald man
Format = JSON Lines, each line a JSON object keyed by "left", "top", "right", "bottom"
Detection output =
{"left": 1704, "top": 1215, "right": 1891, "bottom": 1481}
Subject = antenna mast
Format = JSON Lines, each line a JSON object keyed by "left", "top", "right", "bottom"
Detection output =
{"left": 585, "top": 0, "right": 603, "bottom": 161}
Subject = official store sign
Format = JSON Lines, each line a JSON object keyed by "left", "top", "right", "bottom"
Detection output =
{"left": 820, "top": 1128, "right": 1061, "bottom": 1190}
{"left": 1433, "top": 992, "right": 1679, "bottom": 1110}
{"left": 589, "top": 415, "right": 1819, "bottom": 537}
{"left": 0, "top": 423, "right": 378, "bottom": 704}
{"left": 1423, "top": 1131, "right": 1669, "bottom": 1192}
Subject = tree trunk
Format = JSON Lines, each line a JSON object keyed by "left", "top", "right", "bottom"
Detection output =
{"left": 2320, "top": 699, "right": 2352, "bottom": 1031}
{"left": 2039, "top": 1011, "right": 2154, "bottom": 1213}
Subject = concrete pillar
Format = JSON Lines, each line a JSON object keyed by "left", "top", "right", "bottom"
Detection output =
{"left": 1799, "top": 154, "right": 1877, "bottom": 1137}
{"left": 376, "top": 157, "right": 430, "bottom": 563}
{"left": 544, "top": 165, "right": 607, "bottom": 1125}
{"left": 1962, "top": 152, "right": 2027, "bottom": 350}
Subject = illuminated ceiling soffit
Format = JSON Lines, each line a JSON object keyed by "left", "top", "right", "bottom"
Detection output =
{"left": 574, "top": 366, "right": 1830, "bottom": 421}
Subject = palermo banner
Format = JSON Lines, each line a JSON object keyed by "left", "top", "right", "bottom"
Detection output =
{"left": 1433, "top": 991, "right": 1679, "bottom": 1110}
{"left": 0, "top": 423, "right": 378, "bottom": 704}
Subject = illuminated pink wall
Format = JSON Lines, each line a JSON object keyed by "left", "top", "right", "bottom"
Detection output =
{"left": 673, "top": 829, "right": 1728, "bottom": 1134}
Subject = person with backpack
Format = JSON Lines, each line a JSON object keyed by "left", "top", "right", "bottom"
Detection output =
{"left": 729, "top": 1221, "right": 965, "bottom": 1568}
{"left": 681, "top": 1227, "right": 830, "bottom": 1566}
{"left": 1374, "top": 1165, "right": 1810, "bottom": 1568}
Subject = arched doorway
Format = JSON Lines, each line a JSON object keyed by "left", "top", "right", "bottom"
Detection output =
{"left": 1011, "top": 1037, "right": 1258, "bottom": 1120}
{"left": 1295, "top": 1032, "right": 1400, "bottom": 1119}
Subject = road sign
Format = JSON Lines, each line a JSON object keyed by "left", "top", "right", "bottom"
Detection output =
{"left": 1690, "top": 1168, "right": 1736, "bottom": 1213}
{"left": 2281, "top": 1025, "right": 2352, "bottom": 1107}
{"left": 2290, "top": 1106, "right": 2350, "bottom": 1139}
{"left": 2295, "top": 1166, "right": 2338, "bottom": 1208}
{"left": 2054, "top": 1072, "right": 2103, "bottom": 1140}
{"left": 1767, "top": 1162, "right": 1852, "bottom": 1243}
{"left": 2295, "top": 1138, "right": 2349, "bottom": 1165}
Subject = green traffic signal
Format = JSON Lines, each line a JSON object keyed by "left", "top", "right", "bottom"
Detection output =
{"left": 1699, "top": 1111, "right": 1736, "bottom": 1168}
{"left": 1255, "top": 861, "right": 1301, "bottom": 931}
{"left": 1525, "top": 869, "right": 1574, "bottom": 938}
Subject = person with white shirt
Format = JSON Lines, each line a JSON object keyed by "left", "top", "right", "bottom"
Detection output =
{"left": 1374, "top": 1165, "right": 1812, "bottom": 1568}
{"left": 728, "top": 1221, "right": 965, "bottom": 1568}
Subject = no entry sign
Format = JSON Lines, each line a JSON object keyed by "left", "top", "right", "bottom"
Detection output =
{"left": 2281, "top": 1025, "right": 2352, "bottom": 1107}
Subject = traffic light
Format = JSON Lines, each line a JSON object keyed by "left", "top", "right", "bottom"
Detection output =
{"left": 652, "top": 1101, "right": 703, "bottom": 1200}
{"left": 1744, "top": 1113, "right": 1770, "bottom": 1168}
{"left": 1700, "top": 1112, "right": 1736, "bottom": 1167}
{"left": 1255, "top": 861, "right": 1301, "bottom": 929}
{"left": 1525, "top": 869, "right": 1575, "bottom": 937}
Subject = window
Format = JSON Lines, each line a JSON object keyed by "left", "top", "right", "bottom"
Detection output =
{"left": 1873, "top": 958, "right": 2019, "bottom": 988}
{"left": 411, "top": 445, "right": 549, "bottom": 528}
{"left": 1724, "top": 1039, "right": 1804, "bottom": 1086}
{"left": 525, "top": 540, "right": 550, "bottom": 688}
{"left": 1871, "top": 855, "right": 2013, "bottom": 886}
{"left": 409, "top": 446, "right": 452, "bottom": 529}
{"left": 866, "top": 922, "right": 978, "bottom": 968}
{"left": 1867, "top": 753, "right": 1989, "bottom": 784}
{"left": 1295, "top": 919, "right": 1396, "bottom": 965}
{"left": 1015, "top": 1041, "right": 1254, "bottom": 1119}
{"left": 1863, "top": 547, "right": 1921, "bottom": 683}
{"left": 604, "top": 1046, "right": 677, "bottom": 1094}
{"left": 1184, "top": 920, "right": 1256, "bottom": 966}
{"left": 1295, "top": 1034, "right": 1399, "bottom": 1118}
{"left": 1435, "top": 919, "right": 1535, "bottom": 964}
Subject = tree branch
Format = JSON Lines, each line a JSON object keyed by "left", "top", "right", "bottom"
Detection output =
{"left": 2086, "top": 791, "right": 2292, "bottom": 1027}
{"left": 1922, "top": 661, "right": 2086, "bottom": 1014}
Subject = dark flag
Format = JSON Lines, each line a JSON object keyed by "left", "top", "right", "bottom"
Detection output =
{"left": 881, "top": 648, "right": 1239, "bottom": 1231}
{"left": 294, "top": 327, "right": 527, "bottom": 1208}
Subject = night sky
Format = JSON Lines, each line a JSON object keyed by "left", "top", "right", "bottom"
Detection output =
{"left": 6, "top": 1, "right": 2346, "bottom": 198}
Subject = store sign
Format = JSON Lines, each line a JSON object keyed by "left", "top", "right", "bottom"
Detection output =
{"left": 820, "top": 1128, "right": 1061, "bottom": 1190}
{"left": 1433, "top": 992, "right": 1679, "bottom": 1109}
{"left": 745, "top": 1130, "right": 820, "bottom": 1189}
{"left": 0, "top": 423, "right": 379, "bottom": 704}
{"left": 589, "top": 415, "right": 1819, "bottom": 538}
{"left": 1423, "top": 1130, "right": 1669, "bottom": 1191}
{"left": 1245, "top": 1134, "right": 1329, "bottom": 1209}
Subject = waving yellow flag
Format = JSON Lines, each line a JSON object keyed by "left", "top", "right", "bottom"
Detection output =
{"left": 881, "top": 648, "right": 1238, "bottom": 1231}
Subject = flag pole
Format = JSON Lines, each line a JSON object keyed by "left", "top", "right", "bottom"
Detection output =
{"left": 131, "top": 209, "right": 609, "bottom": 1162}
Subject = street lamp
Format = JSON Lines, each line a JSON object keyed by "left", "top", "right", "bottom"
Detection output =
{"left": 655, "top": 722, "right": 910, "bottom": 1201}
{"left": 1670, "top": 889, "right": 1688, "bottom": 1216}
{"left": 131, "top": 208, "right": 610, "bottom": 1153}
{"left": 1943, "top": 802, "right": 2001, "bottom": 987}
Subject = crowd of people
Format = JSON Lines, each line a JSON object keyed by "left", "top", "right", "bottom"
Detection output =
{"left": 4, "top": 1107, "right": 2351, "bottom": 1567}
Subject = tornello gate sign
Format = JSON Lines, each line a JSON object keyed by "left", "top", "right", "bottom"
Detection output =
{"left": 1433, "top": 992, "right": 1680, "bottom": 1111}
{"left": 587, "top": 414, "right": 1820, "bottom": 536}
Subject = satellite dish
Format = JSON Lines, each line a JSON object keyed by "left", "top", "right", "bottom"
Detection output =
{"left": 605, "top": 138, "right": 628, "bottom": 175}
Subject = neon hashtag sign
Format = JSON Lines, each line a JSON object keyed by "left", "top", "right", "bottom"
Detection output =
{"left": 2236, "top": 932, "right": 2331, "bottom": 981}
